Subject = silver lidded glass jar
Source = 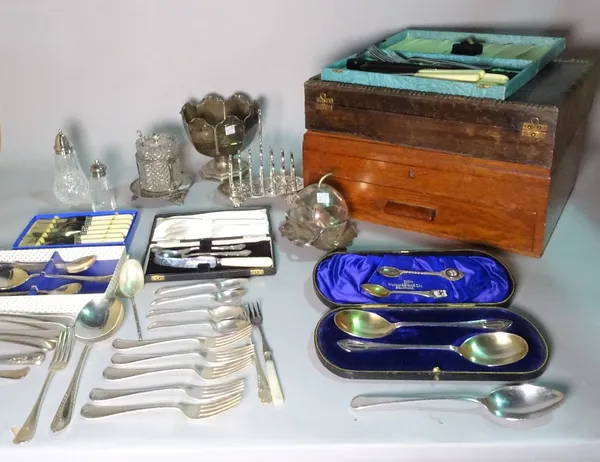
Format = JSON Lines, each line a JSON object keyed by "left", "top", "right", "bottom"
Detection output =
{"left": 52, "top": 129, "right": 91, "bottom": 207}
{"left": 135, "top": 131, "right": 183, "bottom": 194}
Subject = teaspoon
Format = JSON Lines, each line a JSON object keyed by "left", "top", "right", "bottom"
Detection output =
{"left": 150, "top": 287, "right": 247, "bottom": 307}
{"left": 377, "top": 266, "right": 464, "bottom": 281}
{"left": 334, "top": 309, "right": 512, "bottom": 339}
{"left": 118, "top": 258, "right": 145, "bottom": 340}
{"left": 0, "top": 268, "right": 112, "bottom": 291}
{"left": 338, "top": 332, "right": 529, "bottom": 367}
{"left": 361, "top": 283, "right": 447, "bottom": 299}
{"left": 350, "top": 383, "right": 565, "bottom": 421}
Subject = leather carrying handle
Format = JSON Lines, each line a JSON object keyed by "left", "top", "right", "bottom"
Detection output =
{"left": 383, "top": 201, "right": 436, "bottom": 222}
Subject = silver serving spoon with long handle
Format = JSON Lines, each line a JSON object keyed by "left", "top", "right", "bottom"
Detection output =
{"left": 49, "top": 297, "right": 124, "bottom": 433}
{"left": 338, "top": 332, "right": 528, "bottom": 367}
{"left": 118, "top": 258, "right": 145, "bottom": 340}
{"left": 334, "top": 309, "right": 511, "bottom": 339}
{"left": 350, "top": 384, "right": 565, "bottom": 421}
{"left": 154, "top": 278, "right": 248, "bottom": 296}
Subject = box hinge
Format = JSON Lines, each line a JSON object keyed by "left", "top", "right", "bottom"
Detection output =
{"left": 521, "top": 118, "right": 548, "bottom": 141}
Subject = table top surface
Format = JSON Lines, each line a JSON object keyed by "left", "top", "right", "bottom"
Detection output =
{"left": 0, "top": 150, "right": 599, "bottom": 462}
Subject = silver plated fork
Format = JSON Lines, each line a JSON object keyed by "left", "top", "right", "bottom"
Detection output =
{"left": 89, "top": 378, "right": 245, "bottom": 401}
{"left": 13, "top": 328, "right": 74, "bottom": 444}
{"left": 246, "top": 302, "right": 283, "bottom": 406}
{"left": 112, "top": 325, "right": 252, "bottom": 351}
{"left": 110, "top": 344, "right": 254, "bottom": 365}
{"left": 103, "top": 356, "right": 252, "bottom": 381}
{"left": 81, "top": 392, "right": 243, "bottom": 419}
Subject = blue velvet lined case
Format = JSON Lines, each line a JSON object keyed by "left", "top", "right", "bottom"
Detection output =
{"left": 313, "top": 250, "right": 549, "bottom": 381}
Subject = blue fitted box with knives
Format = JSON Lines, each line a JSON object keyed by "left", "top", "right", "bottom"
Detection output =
{"left": 141, "top": 207, "right": 276, "bottom": 283}
{"left": 321, "top": 29, "right": 566, "bottom": 100}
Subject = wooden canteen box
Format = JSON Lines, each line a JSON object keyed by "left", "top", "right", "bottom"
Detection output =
{"left": 302, "top": 59, "right": 600, "bottom": 257}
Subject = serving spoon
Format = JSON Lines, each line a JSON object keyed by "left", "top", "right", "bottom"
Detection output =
{"left": 0, "top": 256, "right": 96, "bottom": 274}
{"left": 0, "top": 268, "right": 112, "bottom": 291}
{"left": 49, "top": 296, "right": 124, "bottom": 432}
{"left": 361, "top": 283, "right": 447, "bottom": 299}
{"left": 350, "top": 383, "right": 565, "bottom": 421}
{"left": 334, "top": 309, "right": 512, "bottom": 339}
{"left": 338, "top": 332, "right": 529, "bottom": 367}
{"left": 118, "top": 258, "right": 145, "bottom": 340}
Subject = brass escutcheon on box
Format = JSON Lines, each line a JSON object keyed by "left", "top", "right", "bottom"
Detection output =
{"left": 521, "top": 117, "right": 548, "bottom": 140}
{"left": 315, "top": 93, "right": 334, "bottom": 112}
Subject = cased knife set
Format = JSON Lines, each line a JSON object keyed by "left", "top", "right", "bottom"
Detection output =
{"left": 141, "top": 207, "right": 276, "bottom": 282}
{"left": 304, "top": 31, "right": 600, "bottom": 256}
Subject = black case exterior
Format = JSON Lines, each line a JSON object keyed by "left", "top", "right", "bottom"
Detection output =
{"left": 142, "top": 207, "right": 277, "bottom": 283}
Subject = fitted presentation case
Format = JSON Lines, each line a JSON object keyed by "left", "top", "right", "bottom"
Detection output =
{"left": 303, "top": 59, "right": 600, "bottom": 257}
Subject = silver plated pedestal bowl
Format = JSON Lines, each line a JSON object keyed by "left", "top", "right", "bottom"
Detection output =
{"left": 181, "top": 93, "right": 259, "bottom": 182}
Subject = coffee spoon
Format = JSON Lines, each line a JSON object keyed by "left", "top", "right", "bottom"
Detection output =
{"left": 0, "top": 268, "right": 112, "bottom": 291}
{"left": 147, "top": 305, "right": 246, "bottom": 320}
{"left": 350, "top": 383, "right": 565, "bottom": 421}
{"left": 338, "top": 332, "right": 528, "bottom": 367}
{"left": 361, "top": 283, "right": 447, "bottom": 299}
{"left": 377, "top": 266, "right": 464, "bottom": 281}
{"left": 0, "top": 282, "right": 82, "bottom": 296}
{"left": 150, "top": 288, "right": 247, "bottom": 307}
{"left": 334, "top": 309, "right": 512, "bottom": 339}
{"left": 0, "top": 256, "right": 96, "bottom": 274}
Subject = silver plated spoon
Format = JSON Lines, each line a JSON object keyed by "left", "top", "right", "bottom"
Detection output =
{"left": 0, "top": 268, "right": 112, "bottom": 291}
{"left": 350, "top": 383, "right": 565, "bottom": 421}
{"left": 377, "top": 266, "right": 464, "bottom": 281}
{"left": 334, "top": 309, "right": 511, "bottom": 339}
{"left": 338, "top": 332, "right": 529, "bottom": 367}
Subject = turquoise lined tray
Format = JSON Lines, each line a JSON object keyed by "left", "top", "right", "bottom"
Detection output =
{"left": 321, "top": 29, "right": 566, "bottom": 100}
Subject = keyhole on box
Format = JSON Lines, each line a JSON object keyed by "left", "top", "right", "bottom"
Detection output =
{"left": 408, "top": 170, "right": 416, "bottom": 179}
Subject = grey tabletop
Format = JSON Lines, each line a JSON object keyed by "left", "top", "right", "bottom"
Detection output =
{"left": 0, "top": 150, "right": 599, "bottom": 462}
